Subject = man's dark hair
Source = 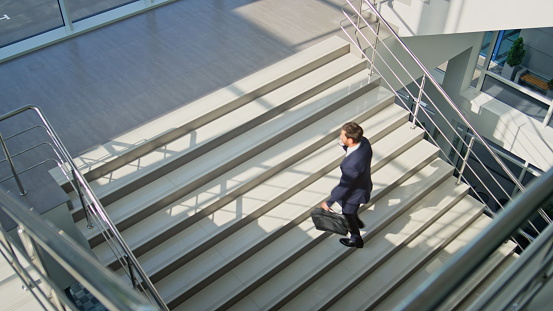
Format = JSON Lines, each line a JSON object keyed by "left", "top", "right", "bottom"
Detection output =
{"left": 342, "top": 122, "right": 364, "bottom": 143}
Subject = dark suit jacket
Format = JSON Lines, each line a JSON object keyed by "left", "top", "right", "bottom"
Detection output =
{"left": 327, "top": 137, "right": 373, "bottom": 213}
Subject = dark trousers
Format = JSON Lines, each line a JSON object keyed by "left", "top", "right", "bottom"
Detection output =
{"left": 343, "top": 212, "right": 363, "bottom": 242}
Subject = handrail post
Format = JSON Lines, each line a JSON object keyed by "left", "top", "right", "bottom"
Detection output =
{"left": 411, "top": 75, "right": 427, "bottom": 129}
{"left": 395, "top": 168, "right": 553, "bottom": 311}
{"left": 543, "top": 101, "right": 553, "bottom": 128}
{"left": 16, "top": 225, "right": 59, "bottom": 307}
{"left": 1, "top": 105, "right": 169, "bottom": 310}
{"left": 71, "top": 168, "right": 94, "bottom": 229}
{"left": 1, "top": 188, "right": 159, "bottom": 311}
{"left": 457, "top": 136, "right": 475, "bottom": 185}
{"left": 369, "top": 20, "right": 380, "bottom": 77}
{"left": 125, "top": 255, "right": 137, "bottom": 288}
{"left": 0, "top": 133, "right": 26, "bottom": 195}
{"left": 356, "top": 0, "right": 363, "bottom": 30}
{"left": 349, "top": 0, "right": 527, "bottom": 194}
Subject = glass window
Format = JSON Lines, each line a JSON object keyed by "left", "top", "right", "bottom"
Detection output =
{"left": 494, "top": 29, "right": 521, "bottom": 66}
{"left": 0, "top": 0, "right": 64, "bottom": 48}
{"left": 481, "top": 75, "right": 549, "bottom": 123}
{"left": 479, "top": 31, "right": 494, "bottom": 60}
{"left": 67, "top": 0, "right": 139, "bottom": 22}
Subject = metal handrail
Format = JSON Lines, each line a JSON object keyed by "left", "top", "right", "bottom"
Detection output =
{"left": 0, "top": 186, "right": 158, "bottom": 311}
{"left": 340, "top": 1, "right": 553, "bottom": 308}
{"left": 341, "top": 4, "right": 502, "bottom": 207}
{"left": 0, "top": 240, "right": 65, "bottom": 310}
{"left": 341, "top": 0, "right": 552, "bottom": 229}
{"left": 343, "top": 0, "right": 523, "bottom": 190}
{"left": 394, "top": 166, "right": 553, "bottom": 311}
{"left": 0, "top": 132, "right": 26, "bottom": 195}
{"left": 0, "top": 105, "right": 169, "bottom": 310}
{"left": 341, "top": 19, "right": 539, "bottom": 243}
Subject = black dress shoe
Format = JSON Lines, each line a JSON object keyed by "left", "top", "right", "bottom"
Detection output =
{"left": 340, "top": 238, "right": 364, "bottom": 248}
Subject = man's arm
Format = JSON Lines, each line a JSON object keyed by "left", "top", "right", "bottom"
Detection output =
{"left": 326, "top": 161, "right": 361, "bottom": 207}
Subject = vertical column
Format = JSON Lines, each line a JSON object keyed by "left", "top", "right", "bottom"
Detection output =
{"left": 476, "top": 31, "right": 500, "bottom": 92}
{"left": 58, "top": 0, "right": 74, "bottom": 32}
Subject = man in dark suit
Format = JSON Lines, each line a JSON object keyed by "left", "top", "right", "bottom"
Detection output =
{"left": 321, "top": 122, "right": 373, "bottom": 248}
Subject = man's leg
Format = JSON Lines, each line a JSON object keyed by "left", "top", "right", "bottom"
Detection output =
{"left": 341, "top": 204, "right": 363, "bottom": 248}
{"left": 343, "top": 213, "right": 361, "bottom": 240}
{"left": 356, "top": 214, "right": 365, "bottom": 229}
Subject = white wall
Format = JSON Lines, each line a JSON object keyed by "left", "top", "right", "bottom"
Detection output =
{"left": 374, "top": 27, "right": 553, "bottom": 171}
{"left": 374, "top": 32, "right": 483, "bottom": 91}
{"left": 377, "top": 0, "right": 553, "bottom": 37}
{"left": 459, "top": 90, "right": 553, "bottom": 171}
{"left": 521, "top": 27, "right": 553, "bottom": 79}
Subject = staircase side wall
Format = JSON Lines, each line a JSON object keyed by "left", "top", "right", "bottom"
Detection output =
{"left": 379, "top": 0, "right": 553, "bottom": 37}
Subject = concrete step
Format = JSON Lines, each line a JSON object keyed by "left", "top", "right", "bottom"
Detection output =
{"left": 436, "top": 239, "right": 518, "bottom": 311}
{"left": 454, "top": 251, "right": 518, "bottom": 310}
{"left": 98, "top": 90, "right": 403, "bottom": 273}
{"left": 73, "top": 52, "right": 366, "bottom": 206}
{"left": 283, "top": 177, "right": 475, "bottom": 311}
{"left": 69, "top": 51, "right": 369, "bottom": 224}
{"left": 109, "top": 105, "right": 417, "bottom": 283}
{"left": 50, "top": 36, "right": 353, "bottom": 192}
{"left": 370, "top": 216, "right": 517, "bottom": 311}
{"left": 223, "top": 158, "right": 452, "bottom": 311}
{"left": 328, "top": 197, "right": 484, "bottom": 311}
{"left": 0, "top": 243, "right": 46, "bottom": 311}
{"left": 78, "top": 67, "right": 383, "bottom": 249}
{"left": 170, "top": 138, "right": 442, "bottom": 310}
{"left": 62, "top": 40, "right": 362, "bottom": 224}
{"left": 154, "top": 119, "right": 425, "bottom": 309}
{"left": 87, "top": 84, "right": 398, "bottom": 266}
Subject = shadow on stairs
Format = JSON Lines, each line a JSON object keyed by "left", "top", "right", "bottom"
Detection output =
{"left": 52, "top": 36, "right": 517, "bottom": 310}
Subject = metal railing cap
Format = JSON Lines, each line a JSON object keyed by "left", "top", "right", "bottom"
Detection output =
{"left": 0, "top": 185, "right": 159, "bottom": 311}
{"left": 395, "top": 166, "right": 553, "bottom": 311}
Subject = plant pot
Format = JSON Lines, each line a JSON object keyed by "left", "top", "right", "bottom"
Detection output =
{"left": 501, "top": 64, "right": 518, "bottom": 81}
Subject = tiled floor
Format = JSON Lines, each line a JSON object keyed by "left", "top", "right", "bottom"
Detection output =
{"left": 0, "top": 0, "right": 349, "bottom": 158}
{"left": 0, "top": 3, "right": 360, "bottom": 308}
{"left": 66, "top": 282, "right": 108, "bottom": 311}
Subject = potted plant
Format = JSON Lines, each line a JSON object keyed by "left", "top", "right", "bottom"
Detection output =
{"left": 502, "top": 37, "right": 526, "bottom": 80}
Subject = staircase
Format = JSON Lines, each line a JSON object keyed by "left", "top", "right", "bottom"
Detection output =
{"left": 52, "top": 36, "right": 518, "bottom": 310}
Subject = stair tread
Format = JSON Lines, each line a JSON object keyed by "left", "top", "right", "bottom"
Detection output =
{"left": 167, "top": 140, "right": 442, "bottom": 309}
{"left": 322, "top": 193, "right": 483, "bottom": 311}
{"left": 93, "top": 90, "right": 402, "bottom": 267}
{"left": 454, "top": 250, "right": 518, "bottom": 310}
{"left": 69, "top": 52, "right": 366, "bottom": 212}
{"left": 131, "top": 120, "right": 421, "bottom": 281}
{"left": 224, "top": 158, "right": 452, "bottom": 311}
{"left": 77, "top": 65, "right": 380, "bottom": 242}
{"left": 435, "top": 235, "right": 518, "bottom": 311}
{"left": 372, "top": 217, "right": 517, "bottom": 311}
{"left": 49, "top": 36, "right": 352, "bottom": 185}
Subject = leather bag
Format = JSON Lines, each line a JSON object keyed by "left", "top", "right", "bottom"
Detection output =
{"left": 310, "top": 207, "right": 350, "bottom": 236}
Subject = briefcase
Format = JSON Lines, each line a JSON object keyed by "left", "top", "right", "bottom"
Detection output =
{"left": 311, "top": 208, "right": 350, "bottom": 236}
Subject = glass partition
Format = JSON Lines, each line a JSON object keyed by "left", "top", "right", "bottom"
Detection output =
{"left": 0, "top": 0, "right": 64, "bottom": 48}
{"left": 0, "top": 0, "right": 174, "bottom": 62}
{"left": 67, "top": 0, "right": 139, "bottom": 22}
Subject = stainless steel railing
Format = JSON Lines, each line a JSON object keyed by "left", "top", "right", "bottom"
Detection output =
{"left": 0, "top": 105, "right": 168, "bottom": 310}
{"left": 395, "top": 166, "right": 553, "bottom": 311}
{"left": 340, "top": 0, "right": 551, "bottom": 243}
{"left": 0, "top": 185, "right": 159, "bottom": 311}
